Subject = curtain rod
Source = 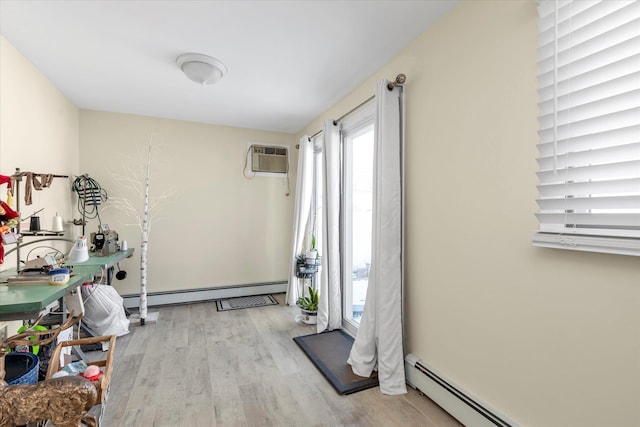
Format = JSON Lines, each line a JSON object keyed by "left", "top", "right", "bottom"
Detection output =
{"left": 297, "top": 73, "right": 406, "bottom": 148}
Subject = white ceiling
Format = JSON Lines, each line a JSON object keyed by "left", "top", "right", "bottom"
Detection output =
{"left": 0, "top": 0, "right": 457, "bottom": 134}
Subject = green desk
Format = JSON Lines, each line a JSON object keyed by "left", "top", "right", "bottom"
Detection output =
{"left": 0, "top": 266, "right": 94, "bottom": 321}
{"left": 0, "top": 249, "right": 134, "bottom": 321}
{"left": 64, "top": 249, "right": 134, "bottom": 269}
{"left": 66, "top": 248, "right": 134, "bottom": 287}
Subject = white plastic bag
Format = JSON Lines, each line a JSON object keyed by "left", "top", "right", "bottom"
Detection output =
{"left": 80, "top": 284, "right": 129, "bottom": 337}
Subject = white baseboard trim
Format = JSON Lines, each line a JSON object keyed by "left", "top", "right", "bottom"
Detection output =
{"left": 121, "top": 281, "right": 287, "bottom": 309}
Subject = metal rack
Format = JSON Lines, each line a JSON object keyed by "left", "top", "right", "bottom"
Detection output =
{"left": 9, "top": 168, "right": 69, "bottom": 272}
{"left": 296, "top": 257, "right": 321, "bottom": 297}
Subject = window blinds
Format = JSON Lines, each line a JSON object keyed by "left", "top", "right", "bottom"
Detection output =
{"left": 534, "top": 0, "right": 640, "bottom": 255}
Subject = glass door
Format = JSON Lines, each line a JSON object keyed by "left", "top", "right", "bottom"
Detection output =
{"left": 342, "top": 123, "right": 374, "bottom": 333}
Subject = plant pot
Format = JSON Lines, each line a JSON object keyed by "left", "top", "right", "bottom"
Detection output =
{"left": 305, "top": 250, "right": 318, "bottom": 263}
{"left": 300, "top": 309, "right": 318, "bottom": 325}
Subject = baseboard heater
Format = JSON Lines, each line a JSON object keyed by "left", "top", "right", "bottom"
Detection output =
{"left": 121, "top": 281, "right": 287, "bottom": 309}
{"left": 405, "top": 354, "right": 518, "bottom": 427}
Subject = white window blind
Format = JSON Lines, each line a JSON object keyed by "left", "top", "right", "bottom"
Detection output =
{"left": 534, "top": 0, "right": 640, "bottom": 255}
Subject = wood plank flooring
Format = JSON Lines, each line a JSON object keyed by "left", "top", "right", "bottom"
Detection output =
{"left": 97, "top": 294, "right": 463, "bottom": 427}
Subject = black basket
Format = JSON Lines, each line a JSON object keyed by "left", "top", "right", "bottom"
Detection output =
{"left": 296, "top": 263, "right": 318, "bottom": 279}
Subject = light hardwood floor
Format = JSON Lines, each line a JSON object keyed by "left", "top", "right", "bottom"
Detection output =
{"left": 98, "top": 294, "right": 463, "bottom": 427}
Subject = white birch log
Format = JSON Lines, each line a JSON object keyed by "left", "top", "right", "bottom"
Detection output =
{"left": 139, "top": 140, "right": 151, "bottom": 324}
{"left": 107, "top": 136, "right": 170, "bottom": 325}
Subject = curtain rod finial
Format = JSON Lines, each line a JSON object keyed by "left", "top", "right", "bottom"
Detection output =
{"left": 387, "top": 74, "right": 407, "bottom": 90}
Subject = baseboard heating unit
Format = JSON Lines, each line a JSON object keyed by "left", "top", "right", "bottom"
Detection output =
{"left": 405, "top": 354, "right": 518, "bottom": 427}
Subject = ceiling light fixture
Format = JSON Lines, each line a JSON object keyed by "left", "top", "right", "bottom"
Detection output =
{"left": 176, "top": 53, "right": 227, "bottom": 86}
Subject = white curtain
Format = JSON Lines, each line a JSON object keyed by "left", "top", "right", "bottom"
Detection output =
{"left": 286, "top": 136, "right": 314, "bottom": 306}
{"left": 317, "top": 119, "right": 342, "bottom": 332}
{"left": 348, "top": 80, "right": 406, "bottom": 395}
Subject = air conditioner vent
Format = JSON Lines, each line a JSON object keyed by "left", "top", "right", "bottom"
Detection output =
{"left": 251, "top": 145, "right": 288, "bottom": 173}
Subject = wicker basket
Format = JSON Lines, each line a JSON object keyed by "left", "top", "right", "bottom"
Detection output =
{"left": 46, "top": 335, "right": 116, "bottom": 403}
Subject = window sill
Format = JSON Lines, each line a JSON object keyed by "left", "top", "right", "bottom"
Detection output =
{"left": 532, "top": 233, "right": 640, "bottom": 256}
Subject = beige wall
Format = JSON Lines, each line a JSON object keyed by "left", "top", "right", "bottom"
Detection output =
{"left": 79, "top": 111, "right": 296, "bottom": 295}
{"left": 0, "top": 37, "right": 80, "bottom": 243}
{"left": 0, "top": 35, "right": 80, "bottom": 334}
{"left": 0, "top": 37, "right": 80, "bottom": 192}
{"left": 298, "top": 1, "right": 639, "bottom": 426}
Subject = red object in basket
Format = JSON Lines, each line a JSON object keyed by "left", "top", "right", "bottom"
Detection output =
{"left": 82, "top": 365, "right": 103, "bottom": 381}
{"left": 83, "top": 371, "right": 103, "bottom": 382}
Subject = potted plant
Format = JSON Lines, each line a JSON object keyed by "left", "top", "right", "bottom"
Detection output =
{"left": 297, "top": 285, "right": 319, "bottom": 325}
{"left": 305, "top": 234, "right": 319, "bottom": 263}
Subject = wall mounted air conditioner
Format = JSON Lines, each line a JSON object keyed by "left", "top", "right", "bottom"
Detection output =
{"left": 251, "top": 145, "right": 288, "bottom": 174}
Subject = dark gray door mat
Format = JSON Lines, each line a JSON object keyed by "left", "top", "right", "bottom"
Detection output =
{"left": 293, "top": 329, "right": 379, "bottom": 395}
{"left": 215, "top": 294, "right": 279, "bottom": 311}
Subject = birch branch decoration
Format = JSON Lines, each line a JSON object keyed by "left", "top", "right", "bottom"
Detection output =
{"left": 107, "top": 136, "right": 170, "bottom": 325}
